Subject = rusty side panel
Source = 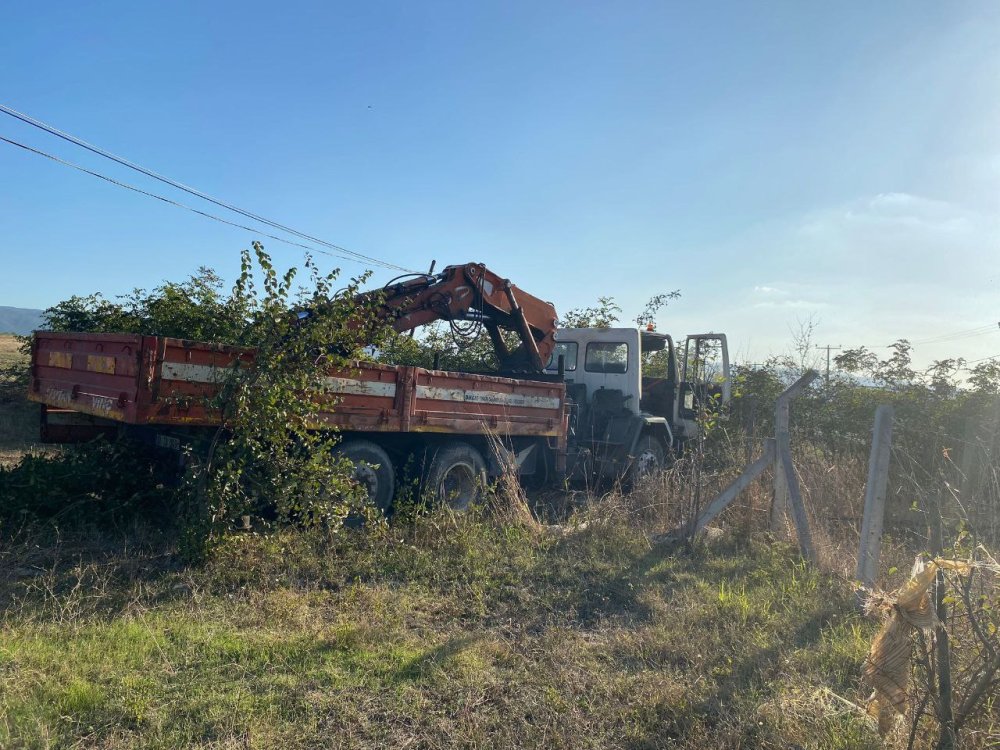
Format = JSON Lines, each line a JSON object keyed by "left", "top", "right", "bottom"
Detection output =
{"left": 29, "top": 332, "right": 144, "bottom": 422}
{"left": 142, "top": 337, "right": 257, "bottom": 425}
{"left": 30, "top": 333, "right": 567, "bottom": 439}
{"left": 407, "top": 369, "right": 564, "bottom": 437}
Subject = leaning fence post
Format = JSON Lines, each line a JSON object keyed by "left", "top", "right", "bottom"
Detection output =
{"left": 689, "top": 438, "right": 775, "bottom": 537}
{"left": 778, "top": 426, "right": 817, "bottom": 563}
{"left": 856, "top": 404, "right": 894, "bottom": 588}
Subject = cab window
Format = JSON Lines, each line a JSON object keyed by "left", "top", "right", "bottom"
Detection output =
{"left": 546, "top": 341, "right": 578, "bottom": 371}
{"left": 585, "top": 342, "right": 628, "bottom": 373}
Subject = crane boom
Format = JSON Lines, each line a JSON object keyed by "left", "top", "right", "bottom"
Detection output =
{"left": 366, "top": 263, "right": 558, "bottom": 373}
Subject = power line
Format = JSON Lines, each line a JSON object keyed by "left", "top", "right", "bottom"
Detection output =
{"left": 848, "top": 324, "right": 1000, "bottom": 350}
{"left": 0, "top": 102, "right": 415, "bottom": 273}
{"left": 966, "top": 353, "right": 1000, "bottom": 365}
{"left": 906, "top": 323, "right": 999, "bottom": 347}
{"left": 0, "top": 133, "right": 372, "bottom": 261}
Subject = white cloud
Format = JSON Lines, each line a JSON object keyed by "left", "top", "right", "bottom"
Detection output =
{"left": 792, "top": 192, "right": 998, "bottom": 289}
{"left": 664, "top": 192, "right": 1000, "bottom": 368}
{"left": 624, "top": 191, "right": 999, "bottom": 368}
{"left": 752, "top": 298, "right": 830, "bottom": 310}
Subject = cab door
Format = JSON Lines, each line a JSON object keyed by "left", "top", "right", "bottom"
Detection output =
{"left": 677, "top": 334, "right": 730, "bottom": 437}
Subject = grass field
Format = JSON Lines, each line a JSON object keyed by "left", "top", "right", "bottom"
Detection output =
{"left": 0, "top": 334, "right": 43, "bottom": 467}
{"left": 2, "top": 331, "right": 996, "bottom": 748}
{"left": 0, "top": 334, "right": 40, "bottom": 465}
{"left": 0, "top": 515, "right": 883, "bottom": 750}
{"left": 0, "top": 335, "right": 23, "bottom": 367}
{"left": 0, "top": 336, "right": 876, "bottom": 748}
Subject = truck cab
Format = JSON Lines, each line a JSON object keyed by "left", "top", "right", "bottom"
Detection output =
{"left": 544, "top": 327, "right": 729, "bottom": 481}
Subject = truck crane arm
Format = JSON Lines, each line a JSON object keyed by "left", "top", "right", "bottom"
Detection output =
{"left": 364, "top": 262, "right": 558, "bottom": 373}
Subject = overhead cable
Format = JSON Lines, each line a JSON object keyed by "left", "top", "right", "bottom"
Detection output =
{"left": 966, "top": 352, "right": 1000, "bottom": 365}
{"left": 906, "top": 323, "right": 999, "bottom": 347}
{"left": 0, "top": 134, "right": 367, "bottom": 259}
{"left": 0, "top": 102, "right": 415, "bottom": 273}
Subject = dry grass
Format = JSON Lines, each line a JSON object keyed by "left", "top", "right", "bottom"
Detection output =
{"left": 0, "top": 335, "right": 45, "bottom": 467}
{"left": 0, "top": 514, "right": 886, "bottom": 750}
{"left": 2, "top": 367, "right": 996, "bottom": 747}
{"left": 0, "top": 335, "right": 50, "bottom": 473}
{"left": 0, "top": 335, "right": 24, "bottom": 368}
{"left": 2, "top": 455, "right": 996, "bottom": 749}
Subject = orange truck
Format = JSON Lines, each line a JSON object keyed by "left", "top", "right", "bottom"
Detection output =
{"left": 28, "top": 263, "right": 729, "bottom": 510}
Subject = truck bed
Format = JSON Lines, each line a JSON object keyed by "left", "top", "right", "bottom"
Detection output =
{"left": 28, "top": 332, "right": 567, "bottom": 440}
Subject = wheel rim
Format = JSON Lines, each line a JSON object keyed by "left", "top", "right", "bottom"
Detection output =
{"left": 439, "top": 461, "right": 480, "bottom": 510}
{"left": 353, "top": 462, "right": 379, "bottom": 499}
{"left": 635, "top": 448, "right": 661, "bottom": 479}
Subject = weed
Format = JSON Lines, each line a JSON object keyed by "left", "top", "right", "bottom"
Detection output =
{"left": 0, "top": 509, "right": 893, "bottom": 749}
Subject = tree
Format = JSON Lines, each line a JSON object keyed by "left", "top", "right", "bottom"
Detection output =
{"left": 32, "top": 244, "right": 390, "bottom": 557}
{"left": 967, "top": 359, "right": 1000, "bottom": 395}
{"left": 177, "top": 244, "right": 392, "bottom": 556}
{"left": 876, "top": 339, "right": 917, "bottom": 389}
{"left": 788, "top": 314, "right": 822, "bottom": 375}
{"left": 42, "top": 267, "right": 251, "bottom": 343}
{"left": 833, "top": 340, "right": 918, "bottom": 390}
{"left": 834, "top": 346, "right": 879, "bottom": 377}
{"left": 560, "top": 297, "right": 622, "bottom": 329}
{"left": 636, "top": 291, "right": 681, "bottom": 328}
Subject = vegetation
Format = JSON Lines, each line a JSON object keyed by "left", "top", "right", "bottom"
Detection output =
{"left": 1, "top": 254, "right": 998, "bottom": 748}
{"left": 1, "top": 510, "right": 882, "bottom": 749}
{"left": 0, "top": 336, "right": 41, "bottom": 468}
{"left": 0, "top": 336, "right": 22, "bottom": 368}
{"left": 1, "top": 246, "right": 394, "bottom": 558}
{"left": 729, "top": 337, "right": 1000, "bottom": 543}
{"left": 726, "top": 341, "right": 1000, "bottom": 749}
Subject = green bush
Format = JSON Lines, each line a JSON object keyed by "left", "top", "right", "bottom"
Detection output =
{"left": 0, "top": 439, "right": 175, "bottom": 526}
{"left": 4, "top": 244, "right": 391, "bottom": 556}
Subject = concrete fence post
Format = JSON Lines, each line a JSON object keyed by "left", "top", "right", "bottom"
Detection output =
{"left": 856, "top": 404, "right": 894, "bottom": 588}
{"left": 770, "top": 371, "right": 819, "bottom": 555}
{"left": 771, "top": 398, "right": 790, "bottom": 531}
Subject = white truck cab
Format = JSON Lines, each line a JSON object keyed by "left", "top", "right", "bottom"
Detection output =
{"left": 544, "top": 327, "right": 730, "bottom": 478}
{"left": 547, "top": 327, "right": 644, "bottom": 414}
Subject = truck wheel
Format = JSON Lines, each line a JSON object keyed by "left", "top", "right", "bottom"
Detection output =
{"left": 426, "top": 443, "right": 487, "bottom": 511}
{"left": 334, "top": 439, "right": 395, "bottom": 514}
{"left": 630, "top": 434, "right": 667, "bottom": 484}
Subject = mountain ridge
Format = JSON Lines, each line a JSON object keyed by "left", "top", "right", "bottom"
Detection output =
{"left": 0, "top": 306, "right": 45, "bottom": 335}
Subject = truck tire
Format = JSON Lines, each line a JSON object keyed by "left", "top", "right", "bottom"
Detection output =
{"left": 630, "top": 434, "right": 667, "bottom": 485}
{"left": 334, "top": 439, "right": 395, "bottom": 514}
{"left": 426, "top": 442, "right": 487, "bottom": 511}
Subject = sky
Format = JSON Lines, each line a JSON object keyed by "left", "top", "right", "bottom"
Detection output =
{"left": 2, "top": 1, "right": 999, "bottom": 369}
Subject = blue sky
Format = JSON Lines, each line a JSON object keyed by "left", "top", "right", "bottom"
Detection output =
{"left": 2, "top": 1, "right": 999, "bottom": 367}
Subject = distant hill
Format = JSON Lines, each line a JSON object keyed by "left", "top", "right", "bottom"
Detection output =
{"left": 0, "top": 306, "right": 45, "bottom": 335}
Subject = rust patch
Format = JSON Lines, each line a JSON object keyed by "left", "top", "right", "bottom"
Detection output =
{"left": 86, "top": 354, "right": 117, "bottom": 374}
{"left": 47, "top": 351, "right": 73, "bottom": 369}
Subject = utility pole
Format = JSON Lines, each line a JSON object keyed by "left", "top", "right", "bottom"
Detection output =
{"left": 815, "top": 344, "right": 841, "bottom": 386}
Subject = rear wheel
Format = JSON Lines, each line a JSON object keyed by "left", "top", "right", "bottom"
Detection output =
{"left": 426, "top": 442, "right": 487, "bottom": 511}
{"left": 629, "top": 434, "right": 667, "bottom": 485}
{"left": 333, "top": 439, "right": 395, "bottom": 514}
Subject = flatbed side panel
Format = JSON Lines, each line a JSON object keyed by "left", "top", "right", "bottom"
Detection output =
{"left": 143, "top": 337, "right": 256, "bottom": 425}
{"left": 312, "top": 363, "right": 404, "bottom": 431}
{"left": 28, "top": 331, "right": 146, "bottom": 422}
{"left": 29, "top": 332, "right": 566, "bottom": 440}
{"left": 408, "top": 368, "right": 565, "bottom": 437}
{"left": 147, "top": 348, "right": 406, "bottom": 430}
